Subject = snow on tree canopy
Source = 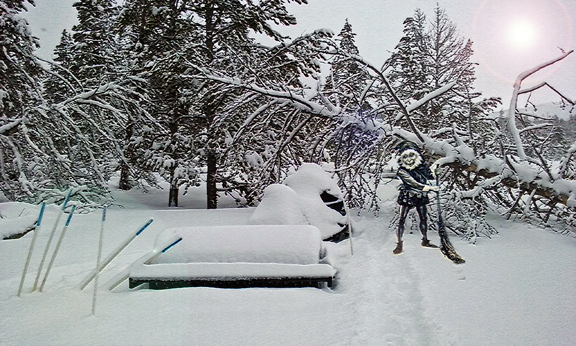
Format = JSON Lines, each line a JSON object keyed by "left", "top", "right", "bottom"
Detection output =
{"left": 249, "top": 163, "right": 347, "bottom": 239}
{"left": 152, "top": 225, "right": 324, "bottom": 265}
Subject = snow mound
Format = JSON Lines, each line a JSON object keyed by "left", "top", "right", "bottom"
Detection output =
{"left": 250, "top": 163, "right": 348, "bottom": 240}
{"left": 249, "top": 184, "right": 308, "bottom": 226}
{"left": 152, "top": 225, "right": 324, "bottom": 265}
{"left": 0, "top": 202, "right": 39, "bottom": 239}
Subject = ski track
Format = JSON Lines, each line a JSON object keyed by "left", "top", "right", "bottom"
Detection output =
{"left": 338, "top": 214, "right": 441, "bottom": 345}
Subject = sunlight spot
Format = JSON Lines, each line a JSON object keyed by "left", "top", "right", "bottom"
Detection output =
{"left": 507, "top": 20, "right": 537, "bottom": 49}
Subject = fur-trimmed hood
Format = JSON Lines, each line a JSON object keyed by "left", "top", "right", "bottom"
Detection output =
{"left": 399, "top": 148, "right": 422, "bottom": 171}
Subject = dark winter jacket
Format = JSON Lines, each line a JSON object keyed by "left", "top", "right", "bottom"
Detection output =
{"left": 396, "top": 164, "right": 434, "bottom": 207}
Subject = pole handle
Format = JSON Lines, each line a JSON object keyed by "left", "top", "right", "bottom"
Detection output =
{"left": 36, "top": 203, "right": 46, "bottom": 226}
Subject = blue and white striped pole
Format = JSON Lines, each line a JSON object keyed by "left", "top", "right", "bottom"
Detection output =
{"left": 32, "top": 190, "right": 72, "bottom": 292}
{"left": 79, "top": 218, "right": 153, "bottom": 290}
{"left": 17, "top": 203, "right": 46, "bottom": 296}
{"left": 39, "top": 205, "right": 76, "bottom": 292}
{"left": 92, "top": 207, "right": 106, "bottom": 315}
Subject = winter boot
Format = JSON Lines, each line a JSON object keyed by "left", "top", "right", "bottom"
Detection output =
{"left": 393, "top": 241, "right": 403, "bottom": 255}
{"left": 421, "top": 238, "right": 439, "bottom": 248}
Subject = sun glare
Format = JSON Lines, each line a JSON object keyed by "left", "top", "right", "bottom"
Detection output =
{"left": 507, "top": 20, "right": 537, "bottom": 49}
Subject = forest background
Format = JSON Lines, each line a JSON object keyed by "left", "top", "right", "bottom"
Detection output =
{"left": 2, "top": 0, "right": 575, "bottom": 237}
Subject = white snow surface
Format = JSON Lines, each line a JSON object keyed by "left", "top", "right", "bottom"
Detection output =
{"left": 152, "top": 225, "right": 323, "bottom": 265}
{"left": 249, "top": 184, "right": 308, "bottom": 226}
{"left": 0, "top": 202, "right": 38, "bottom": 239}
{"left": 1, "top": 180, "right": 575, "bottom": 346}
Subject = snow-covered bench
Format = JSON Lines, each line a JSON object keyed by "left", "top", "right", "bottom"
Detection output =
{"left": 128, "top": 225, "right": 336, "bottom": 289}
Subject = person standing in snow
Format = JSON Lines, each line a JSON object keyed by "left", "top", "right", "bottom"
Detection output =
{"left": 393, "top": 141, "right": 439, "bottom": 255}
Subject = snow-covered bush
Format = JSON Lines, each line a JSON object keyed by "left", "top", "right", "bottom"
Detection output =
{"left": 250, "top": 163, "right": 349, "bottom": 241}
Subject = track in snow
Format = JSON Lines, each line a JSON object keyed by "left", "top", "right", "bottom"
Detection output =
{"left": 336, "top": 214, "right": 443, "bottom": 345}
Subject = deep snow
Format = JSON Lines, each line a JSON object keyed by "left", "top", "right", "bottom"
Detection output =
{"left": 1, "top": 180, "right": 575, "bottom": 346}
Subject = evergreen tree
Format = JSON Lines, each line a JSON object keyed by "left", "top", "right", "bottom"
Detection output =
{"left": 1, "top": 1, "right": 110, "bottom": 204}
{"left": 58, "top": 0, "right": 157, "bottom": 194}
{"left": 44, "top": 30, "right": 75, "bottom": 104}
{"left": 386, "top": 6, "right": 498, "bottom": 135}
{"left": 70, "top": 0, "right": 118, "bottom": 86}
{"left": 206, "top": 28, "right": 335, "bottom": 206}
{"left": 0, "top": 0, "right": 45, "bottom": 200}
{"left": 187, "top": 0, "right": 310, "bottom": 209}
{"left": 0, "top": 0, "right": 42, "bottom": 120}
{"left": 116, "top": 0, "right": 203, "bottom": 206}
{"left": 322, "top": 20, "right": 382, "bottom": 209}
{"left": 386, "top": 9, "right": 429, "bottom": 101}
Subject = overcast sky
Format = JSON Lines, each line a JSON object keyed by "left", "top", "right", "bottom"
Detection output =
{"left": 23, "top": 0, "right": 576, "bottom": 107}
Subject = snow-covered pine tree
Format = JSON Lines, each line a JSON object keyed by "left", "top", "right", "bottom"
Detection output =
{"left": 70, "top": 0, "right": 117, "bottom": 86}
{"left": 0, "top": 0, "right": 45, "bottom": 200}
{"left": 1, "top": 1, "right": 105, "bottom": 205}
{"left": 0, "top": 0, "right": 43, "bottom": 119}
{"left": 184, "top": 0, "right": 313, "bottom": 209}
{"left": 207, "top": 28, "right": 337, "bottom": 206}
{"left": 386, "top": 9, "right": 429, "bottom": 102}
{"left": 44, "top": 30, "right": 75, "bottom": 104}
{"left": 41, "top": 0, "right": 137, "bottom": 201}
{"left": 114, "top": 0, "right": 204, "bottom": 207}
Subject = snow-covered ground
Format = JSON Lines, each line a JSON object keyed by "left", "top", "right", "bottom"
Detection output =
{"left": 1, "top": 180, "right": 575, "bottom": 346}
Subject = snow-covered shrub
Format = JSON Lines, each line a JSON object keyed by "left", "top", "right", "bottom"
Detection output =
{"left": 249, "top": 163, "right": 349, "bottom": 241}
{"left": 249, "top": 184, "right": 308, "bottom": 226}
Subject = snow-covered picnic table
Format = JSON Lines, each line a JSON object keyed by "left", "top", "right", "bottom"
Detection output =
{"left": 129, "top": 225, "right": 336, "bottom": 289}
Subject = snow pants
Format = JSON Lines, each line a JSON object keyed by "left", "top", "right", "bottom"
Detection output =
{"left": 396, "top": 204, "right": 428, "bottom": 241}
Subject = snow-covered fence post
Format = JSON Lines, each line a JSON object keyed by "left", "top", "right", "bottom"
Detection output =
{"left": 17, "top": 203, "right": 46, "bottom": 297}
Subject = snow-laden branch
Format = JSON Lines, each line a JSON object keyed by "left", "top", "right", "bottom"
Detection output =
{"left": 340, "top": 112, "right": 576, "bottom": 207}
{"left": 558, "top": 141, "right": 576, "bottom": 179}
{"left": 330, "top": 50, "right": 456, "bottom": 142}
{"left": 506, "top": 50, "right": 574, "bottom": 160}
{"left": 198, "top": 73, "right": 341, "bottom": 118}
{"left": 406, "top": 82, "right": 456, "bottom": 112}
{"left": 519, "top": 81, "right": 575, "bottom": 105}
{"left": 0, "top": 119, "right": 22, "bottom": 135}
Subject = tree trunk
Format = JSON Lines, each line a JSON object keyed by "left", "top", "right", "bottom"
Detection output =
{"left": 206, "top": 149, "right": 218, "bottom": 209}
{"left": 168, "top": 187, "right": 179, "bottom": 207}
{"left": 118, "top": 117, "right": 135, "bottom": 190}
{"left": 205, "top": 1, "right": 218, "bottom": 210}
{"left": 119, "top": 164, "right": 131, "bottom": 190}
{"left": 169, "top": 167, "right": 179, "bottom": 207}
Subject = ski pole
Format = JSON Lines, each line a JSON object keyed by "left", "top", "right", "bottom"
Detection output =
{"left": 107, "top": 237, "right": 182, "bottom": 291}
{"left": 79, "top": 218, "right": 154, "bottom": 291}
{"left": 32, "top": 190, "right": 72, "bottom": 292}
{"left": 17, "top": 203, "right": 46, "bottom": 297}
{"left": 39, "top": 205, "right": 76, "bottom": 292}
{"left": 92, "top": 207, "right": 106, "bottom": 315}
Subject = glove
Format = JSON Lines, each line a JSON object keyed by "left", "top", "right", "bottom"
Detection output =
{"left": 423, "top": 185, "right": 440, "bottom": 192}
